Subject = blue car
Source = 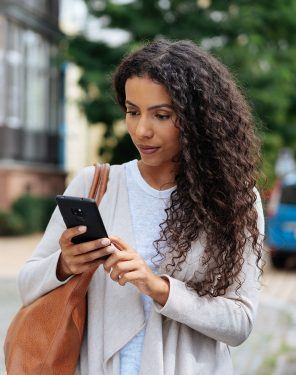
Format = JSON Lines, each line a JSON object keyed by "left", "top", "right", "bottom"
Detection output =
{"left": 266, "top": 171, "right": 296, "bottom": 268}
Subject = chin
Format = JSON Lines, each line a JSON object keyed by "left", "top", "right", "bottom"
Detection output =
{"left": 139, "top": 156, "right": 169, "bottom": 167}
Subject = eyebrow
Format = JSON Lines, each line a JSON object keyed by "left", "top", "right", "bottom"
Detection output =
{"left": 125, "top": 100, "right": 173, "bottom": 110}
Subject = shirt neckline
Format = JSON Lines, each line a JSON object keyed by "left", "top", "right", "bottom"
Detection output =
{"left": 126, "top": 159, "right": 176, "bottom": 199}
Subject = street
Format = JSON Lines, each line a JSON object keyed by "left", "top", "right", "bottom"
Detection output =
{"left": 0, "top": 234, "right": 296, "bottom": 374}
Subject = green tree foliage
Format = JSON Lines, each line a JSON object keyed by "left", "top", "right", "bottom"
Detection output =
{"left": 64, "top": 0, "right": 296, "bottom": 191}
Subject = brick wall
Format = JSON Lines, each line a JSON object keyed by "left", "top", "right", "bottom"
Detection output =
{"left": 0, "top": 165, "right": 66, "bottom": 211}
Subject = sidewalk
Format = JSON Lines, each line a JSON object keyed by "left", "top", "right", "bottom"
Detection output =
{"left": 231, "top": 296, "right": 296, "bottom": 374}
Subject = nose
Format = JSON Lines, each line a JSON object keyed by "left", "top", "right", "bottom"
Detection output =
{"left": 135, "top": 114, "right": 154, "bottom": 138}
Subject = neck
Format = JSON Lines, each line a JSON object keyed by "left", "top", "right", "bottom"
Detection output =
{"left": 137, "top": 160, "right": 178, "bottom": 191}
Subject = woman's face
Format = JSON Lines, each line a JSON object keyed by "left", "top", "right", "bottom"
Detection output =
{"left": 125, "top": 75, "right": 180, "bottom": 167}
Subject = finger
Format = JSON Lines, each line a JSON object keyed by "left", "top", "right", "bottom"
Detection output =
{"left": 60, "top": 226, "right": 87, "bottom": 247}
{"left": 109, "top": 260, "right": 138, "bottom": 282}
{"left": 77, "top": 258, "right": 106, "bottom": 274}
{"left": 72, "top": 237, "right": 112, "bottom": 255}
{"left": 104, "top": 251, "right": 135, "bottom": 273}
{"left": 108, "top": 236, "right": 134, "bottom": 252}
{"left": 118, "top": 270, "right": 142, "bottom": 286}
{"left": 76, "top": 245, "right": 117, "bottom": 263}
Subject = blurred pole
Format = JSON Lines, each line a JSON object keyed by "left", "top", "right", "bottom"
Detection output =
{"left": 58, "top": 62, "right": 66, "bottom": 170}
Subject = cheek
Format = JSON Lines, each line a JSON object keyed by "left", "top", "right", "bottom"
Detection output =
{"left": 166, "top": 127, "right": 180, "bottom": 150}
{"left": 126, "top": 117, "right": 180, "bottom": 150}
{"left": 167, "top": 117, "right": 180, "bottom": 145}
{"left": 126, "top": 121, "right": 134, "bottom": 136}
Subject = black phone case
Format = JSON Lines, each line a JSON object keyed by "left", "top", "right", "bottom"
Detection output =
{"left": 55, "top": 195, "right": 110, "bottom": 260}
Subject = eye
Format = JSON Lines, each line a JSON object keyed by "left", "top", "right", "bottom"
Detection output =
{"left": 126, "top": 110, "right": 139, "bottom": 117}
{"left": 155, "top": 113, "right": 171, "bottom": 121}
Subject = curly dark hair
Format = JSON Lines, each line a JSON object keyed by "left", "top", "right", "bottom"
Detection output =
{"left": 112, "top": 38, "right": 265, "bottom": 297}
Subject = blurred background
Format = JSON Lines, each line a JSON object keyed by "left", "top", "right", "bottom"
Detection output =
{"left": 0, "top": 0, "right": 296, "bottom": 374}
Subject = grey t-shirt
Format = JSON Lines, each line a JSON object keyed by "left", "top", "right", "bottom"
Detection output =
{"left": 120, "top": 159, "right": 176, "bottom": 375}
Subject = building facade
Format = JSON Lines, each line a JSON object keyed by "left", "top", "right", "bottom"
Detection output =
{"left": 0, "top": 0, "right": 66, "bottom": 210}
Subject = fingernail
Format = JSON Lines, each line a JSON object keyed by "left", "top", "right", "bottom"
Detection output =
{"left": 102, "top": 238, "right": 111, "bottom": 246}
{"left": 79, "top": 226, "right": 87, "bottom": 232}
{"left": 106, "top": 245, "right": 116, "bottom": 253}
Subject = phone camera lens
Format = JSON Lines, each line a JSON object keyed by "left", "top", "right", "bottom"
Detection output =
{"left": 71, "top": 208, "right": 84, "bottom": 217}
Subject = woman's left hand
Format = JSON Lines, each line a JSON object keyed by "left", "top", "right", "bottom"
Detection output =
{"left": 103, "top": 236, "right": 161, "bottom": 297}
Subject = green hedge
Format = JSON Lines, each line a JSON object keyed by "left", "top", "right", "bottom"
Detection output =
{"left": 0, "top": 194, "right": 56, "bottom": 236}
{"left": 0, "top": 210, "right": 26, "bottom": 236}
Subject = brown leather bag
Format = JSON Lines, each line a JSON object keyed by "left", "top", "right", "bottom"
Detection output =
{"left": 4, "top": 163, "right": 110, "bottom": 375}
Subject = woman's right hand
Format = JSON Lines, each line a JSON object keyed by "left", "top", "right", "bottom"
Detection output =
{"left": 56, "top": 225, "right": 117, "bottom": 281}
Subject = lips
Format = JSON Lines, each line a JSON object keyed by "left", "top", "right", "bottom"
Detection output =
{"left": 137, "top": 145, "right": 160, "bottom": 154}
{"left": 137, "top": 144, "right": 160, "bottom": 150}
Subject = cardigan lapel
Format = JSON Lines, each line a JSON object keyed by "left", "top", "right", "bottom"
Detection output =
{"left": 98, "top": 165, "right": 146, "bottom": 372}
{"left": 140, "top": 307, "right": 164, "bottom": 375}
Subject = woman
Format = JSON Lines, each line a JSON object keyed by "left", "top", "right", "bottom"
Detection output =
{"left": 18, "top": 39, "right": 265, "bottom": 374}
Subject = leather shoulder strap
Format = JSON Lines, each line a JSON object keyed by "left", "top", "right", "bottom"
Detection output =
{"left": 88, "top": 163, "right": 110, "bottom": 205}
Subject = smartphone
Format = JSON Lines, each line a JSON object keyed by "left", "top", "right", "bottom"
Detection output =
{"left": 55, "top": 195, "right": 111, "bottom": 260}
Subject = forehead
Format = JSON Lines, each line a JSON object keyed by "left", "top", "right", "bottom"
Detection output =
{"left": 125, "top": 76, "right": 172, "bottom": 104}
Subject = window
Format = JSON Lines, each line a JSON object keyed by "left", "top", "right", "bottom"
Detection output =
{"left": 6, "top": 21, "right": 24, "bottom": 129}
{"left": 22, "top": 0, "right": 48, "bottom": 15}
{"left": 23, "top": 29, "right": 50, "bottom": 131}
{"left": 2, "top": 20, "right": 60, "bottom": 134}
{"left": 0, "top": 17, "right": 62, "bottom": 165}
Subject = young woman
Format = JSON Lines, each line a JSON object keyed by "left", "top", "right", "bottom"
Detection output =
{"left": 18, "top": 39, "right": 265, "bottom": 375}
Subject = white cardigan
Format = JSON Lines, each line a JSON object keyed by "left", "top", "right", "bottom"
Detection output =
{"left": 18, "top": 163, "right": 265, "bottom": 375}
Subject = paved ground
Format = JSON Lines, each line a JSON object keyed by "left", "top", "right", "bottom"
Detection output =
{"left": 0, "top": 234, "right": 296, "bottom": 374}
{"left": 230, "top": 255, "right": 296, "bottom": 375}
